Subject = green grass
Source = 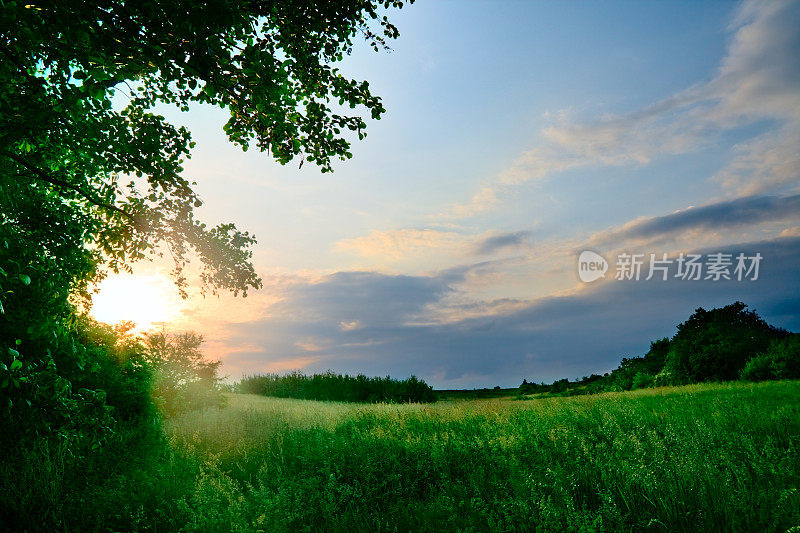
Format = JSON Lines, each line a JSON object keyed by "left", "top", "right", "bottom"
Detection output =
{"left": 436, "top": 387, "right": 518, "bottom": 400}
{"left": 159, "top": 381, "right": 800, "bottom": 532}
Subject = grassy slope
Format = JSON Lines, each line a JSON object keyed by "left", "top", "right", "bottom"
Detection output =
{"left": 162, "top": 381, "right": 800, "bottom": 532}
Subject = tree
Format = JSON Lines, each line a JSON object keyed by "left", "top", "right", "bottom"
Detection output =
{"left": 664, "top": 302, "right": 786, "bottom": 383}
{"left": 144, "top": 331, "right": 223, "bottom": 416}
{"left": 642, "top": 338, "right": 670, "bottom": 373}
{"left": 0, "top": 0, "right": 410, "bottom": 440}
{"left": 1, "top": 0, "right": 410, "bottom": 305}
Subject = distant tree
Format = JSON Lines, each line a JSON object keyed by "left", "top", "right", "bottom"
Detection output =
{"left": 551, "top": 378, "right": 569, "bottom": 394}
{"left": 238, "top": 371, "right": 435, "bottom": 403}
{"left": 144, "top": 331, "right": 224, "bottom": 416}
{"left": 643, "top": 338, "right": 670, "bottom": 373}
{"left": 604, "top": 339, "right": 672, "bottom": 391}
{"left": 665, "top": 302, "right": 786, "bottom": 383}
{"left": 740, "top": 353, "right": 774, "bottom": 382}
{"left": 518, "top": 379, "right": 547, "bottom": 394}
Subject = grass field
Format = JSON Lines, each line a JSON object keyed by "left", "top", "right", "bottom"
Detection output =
{"left": 155, "top": 381, "right": 800, "bottom": 532}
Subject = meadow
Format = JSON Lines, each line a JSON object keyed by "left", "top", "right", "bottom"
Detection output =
{"left": 149, "top": 381, "right": 800, "bottom": 532}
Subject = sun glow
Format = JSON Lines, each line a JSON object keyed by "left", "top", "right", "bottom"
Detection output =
{"left": 91, "top": 274, "right": 184, "bottom": 331}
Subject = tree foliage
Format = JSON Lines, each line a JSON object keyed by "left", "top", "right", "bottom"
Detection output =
{"left": 664, "top": 302, "right": 786, "bottom": 383}
{"left": 1, "top": 0, "right": 409, "bottom": 434}
{"left": 1, "top": 0, "right": 410, "bottom": 301}
{"left": 144, "top": 331, "right": 225, "bottom": 416}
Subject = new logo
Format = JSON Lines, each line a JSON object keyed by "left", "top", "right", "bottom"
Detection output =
{"left": 578, "top": 250, "right": 608, "bottom": 283}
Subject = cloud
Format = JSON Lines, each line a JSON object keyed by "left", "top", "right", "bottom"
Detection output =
{"left": 474, "top": 231, "right": 532, "bottom": 255}
{"left": 294, "top": 340, "right": 324, "bottom": 352}
{"left": 193, "top": 0, "right": 800, "bottom": 387}
{"left": 441, "top": 0, "right": 800, "bottom": 219}
{"left": 224, "top": 353, "right": 324, "bottom": 374}
{"left": 275, "top": 270, "right": 457, "bottom": 328}
{"left": 219, "top": 236, "right": 800, "bottom": 388}
{"left": 589, "top": 193, "right": 800, "bottom": 247}
{"left": 339, "top": 320, "right": 361, "bottom": 331}
{"left": 780, "top": 226, "right": 800, "bottom": 237}
{"left": 335, "top": 227, "right": 540, "bottom": 270}
{"left": 335, "top": 229, "right": 465, "bottom": 260}
{"left": 711, "top": 0, "right": 800, "bottom": 122}
{"left": 712, "top": 125, "right": 800, "bottom": 195}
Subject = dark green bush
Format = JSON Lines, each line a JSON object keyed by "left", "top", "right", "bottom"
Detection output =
{"left": 741, "top": 354, "right": 774, "bottom": 381}
{"left": 631, "top": 372, "right": 654, "bottom": 390}
{"left": 742, "top": 335, "right": 800, "bottom": 381}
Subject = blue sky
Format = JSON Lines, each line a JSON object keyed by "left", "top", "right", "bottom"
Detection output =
{"left": 103, "top": 0, "right": 800, "bottom": 387}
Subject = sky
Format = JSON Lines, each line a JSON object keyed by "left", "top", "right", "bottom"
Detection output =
{"left": 94, "top": 0, "right": 800, "bottom": 388}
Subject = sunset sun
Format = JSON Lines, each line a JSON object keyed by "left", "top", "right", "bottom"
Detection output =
{"left": 91, "top": 274, "right": 184, "bottom": 331}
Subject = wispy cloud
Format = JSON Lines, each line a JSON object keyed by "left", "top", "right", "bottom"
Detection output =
{"left": 335, "top": 227, "right": 538, "bottom": 268}
{"left": 441, "top": 0, "right": 800, "bottom": 219}
{"left": 335, "top": 229, "right": 465, "bottom": 260}
{"left": 713, "top": 126, "right": 800, "bottom": 195}
{"left": 473, "top": 231, "right": 532, "bottom": 256}
{"left": 588, "top": 193, "right": 800, "bottom": 248}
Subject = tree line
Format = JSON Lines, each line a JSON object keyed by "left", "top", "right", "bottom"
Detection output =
{"left": 238, "top": 371, "right": 437, "bottom": 403}
{"left": 519, "top": 301, "right": 799, "bottom": 397}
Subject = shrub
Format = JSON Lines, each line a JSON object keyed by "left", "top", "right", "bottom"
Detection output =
{"left": 632, "top": 372, "right": 654, "bottom": 390}
{"left": 741, "top": 354, "right": 774, "bottom": 382}
{"left": 741, "top": 335, "right": 800, "bottom": 381}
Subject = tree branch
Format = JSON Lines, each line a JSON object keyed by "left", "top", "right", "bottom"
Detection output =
{"left": 1, "top": 150, "right": 135, "bottom": 220}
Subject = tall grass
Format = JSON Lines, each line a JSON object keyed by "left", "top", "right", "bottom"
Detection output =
{"left": 163, "top": 381, "right": 800, "bottom": 532}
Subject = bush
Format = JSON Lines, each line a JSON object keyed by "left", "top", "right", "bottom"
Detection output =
{"left": 741, "top": 354, "right": 774, "bottom": 382}
{"left": 741, "top": 335, "right": 800, "bottom": 381}
{"left": 632, "top": 372, "right": 654, "bottom": 390}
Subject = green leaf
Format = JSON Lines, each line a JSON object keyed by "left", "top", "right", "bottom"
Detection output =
{"left": 10, "top": 360, "right": 22, "bottom": 371}
{"left": 18, "top": 274, "right": 31, "bottom": 285}
{"left": 8, "top": 348, "right": 19, "bottom": 357}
